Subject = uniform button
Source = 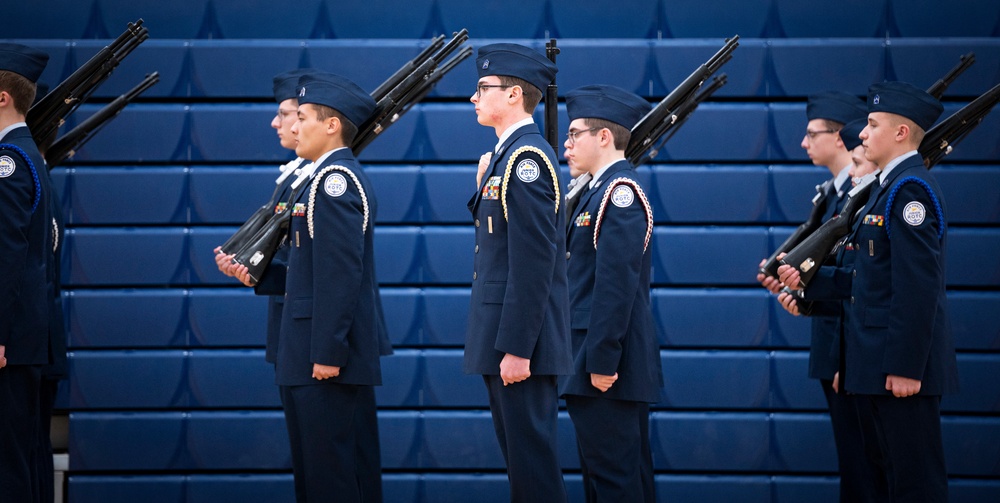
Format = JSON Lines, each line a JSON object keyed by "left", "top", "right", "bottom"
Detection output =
{"left": 850, "top": 296, "right": 855, "bottom": 304}
{"left": 853, "top": 270, "right": 857, "bottom": 277}
{"left": 566, "top": 251, "right": 571, "bottom": 259}
{"left": 475, "top": 245, "right": 480, "bottom": 253}
{"left": 475, "top": 219, "right": 480, "bottom": 227}
{"left": 473, "top": 271, "right": 477, "bottom": 280}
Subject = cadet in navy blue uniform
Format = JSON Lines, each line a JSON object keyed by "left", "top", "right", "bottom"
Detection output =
{"left": 781, "top": 82, "right": 959, "bottom": 502}
{"left": 271, "top": 72, "right": 383, "bottom": 503}
{"left": 761, "top": 92, "right": 881, "bottom": 503}
{"left": 465, "top": 43, "right": 572, "bottom": 503}
{"left": 0, "top": 42, "right": 53, "bottom": 503}
{"left": 219, "top": 68, "right": 312, "bottom": 363}
{"left": 559, "top": 85, "right": 662, "bottom": 503}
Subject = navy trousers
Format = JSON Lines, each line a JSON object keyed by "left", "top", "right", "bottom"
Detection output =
{"left": 484, "top": 375, "right": 568, "bottom": 503}
{"left": 856, "top": 394, "right": 948, "bottom": 502}
{"left": 0, "top": 365, "right": 41, "bottom": 503}
{"left": 565, "top": 395, "right": 654, "bottom": 503}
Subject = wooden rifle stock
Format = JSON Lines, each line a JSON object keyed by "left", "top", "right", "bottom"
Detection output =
{"left": 759, "top": 179, "right": 834, "bottom": 279}
{"left": 45, "top": 72, "right": 159, "bottom": 168}
{"left": 779, "top": 172, "right": 879, "bottom": 289}
{"left": 926, "top": 52, "right": 975, "bottom": 100}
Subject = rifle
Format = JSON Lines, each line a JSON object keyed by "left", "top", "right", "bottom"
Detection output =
{"left": 45, "top": 72, "right": 159, "bottom": 168}
{"left": 634, "top": 74, "right": 728, "bottom": 166}
{"left": 231, "top": 30, "right": 473, "bottom": 282}
{"left": 778, "top": 171, "right": 880, "bottom": 293}
{"left": 758, "top": 178, "right": 834, "bottom": 279}
{"left": 920, "top": 81, "right": 1000, "bottom": 169}
{"left": 352, "top": 29, "right": 470, "bottom": 154}
{"left": 397, "top": 45, "right": 474, "bottom": 118}
{"left": 544, "top": 39, "right": 560, "bottom": 152}
{"left": 926, "top": 52, "right": 975, "bottom": 100}
{"left": 626, "top": 35, "right": 739, "bottom": 166}
{"left": 759, "top": 54, "right": 981, "bottom": 281}
{"left": 28, "top": 19, "right": 149, "bottom": 146}
{"left": 371, "top": 34, "right": 446, "bottom": 102}
{"left": 217, "top": 157, "right": 304, "bottom": 256}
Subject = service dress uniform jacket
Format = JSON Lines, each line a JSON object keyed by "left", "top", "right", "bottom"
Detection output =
{"left": 0, "top": 124, "right": 52, "bottom": 503}
{"left": 275, "top": 148, "right": 382, "bottom": 387}
{"left": 806, "top": 177, "right": 849, "bottom": 381}
{"left": 560, "top": 160, "right": 662, "bottom": 402}
{"left": 253, "top": 157, "right": 310, "bottom": 364}
{"left": 844, "top": 155, "right": 958, "bottom": 396}
{"left": 0, "top": 125, "right": 51, "bottom": 365}
{"left": 464, "top": 122, "right": 572, "bottom": 376}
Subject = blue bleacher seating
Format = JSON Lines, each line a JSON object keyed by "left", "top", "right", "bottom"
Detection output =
{"left": 650, "top": 227, "right": 769, "bottom": 285}
{"left": 887, "top": 0, "right": 1000, "bottom": 37}
{"left": 767, "top": 40, "right": 885, "bottom": 97}
{"left": 661, "top": 351, "right": 770, "bottom": 408}
{"left": 769, "top": 413, "right": 838, "bottom": 471}
{"left": 771, "top": 0, "right": 886, "bottom": 38}
{"left": 16, "top": 2, "right": 1000, "bottom": 498}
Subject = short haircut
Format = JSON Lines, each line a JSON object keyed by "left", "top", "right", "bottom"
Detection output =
{"left": 821, "top": 119, "right": 845, "bottom": 132}
{"left": 0, "top": 70, "right": 36, "bottom": 116}
{"left": 499, "top": 75, "right": 543, "bottom": 113}
{"left": 887, "top": 114, "right": 925, "bottom": 147}
{"left": 583, "top": 117, "right": 631, "bottom": 151}
{"left": 311, "top": 103, "right": 359, "bottom": 145}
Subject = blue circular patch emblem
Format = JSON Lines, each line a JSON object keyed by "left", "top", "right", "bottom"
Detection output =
{"left": 325, "top": 173, "right": 348, "bottom": 197}
{"left": 611, "top": 185, "right": 634, "bottom": 208}
{"left": 903, "top": 201, "right": 925, "bottom": 226}
{"left": 0, "top": 155, "right": 15, "bottom": 178}
{"left": 516, "top": 159, "right": 539, "bottom": 183}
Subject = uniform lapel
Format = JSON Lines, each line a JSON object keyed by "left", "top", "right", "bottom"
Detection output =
{"left": 469, "top": 124, "right": 533, "bottom": 216}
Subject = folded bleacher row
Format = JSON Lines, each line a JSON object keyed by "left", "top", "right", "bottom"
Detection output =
{"left": 18, "top": 38, "right": 1000, "bottom": 100}
{"left": 8, "top": 1, "right": 1000, "bottom": 501}
{"left": 8, "top": 0, "right": 1000, "bottom": 40}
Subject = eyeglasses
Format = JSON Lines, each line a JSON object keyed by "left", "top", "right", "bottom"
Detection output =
{"left": 805, "top": 129, "right": 839, "bottom": 140}
{"left": 475, "top": 83, "right": 510, "bottom": 99}
{"left": 276, "top": 108, "right": 297, "bottom": 119}
{"left": 566, "top": 128, "right": 599, "bottom": 147}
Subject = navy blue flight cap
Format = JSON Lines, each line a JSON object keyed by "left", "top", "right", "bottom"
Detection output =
{"left": 272, "top": 68, "right": 315, "bottom": 103}
{"left": 565, "top": 85, "right": 651, "bottom": 129}
{"left": 476, "top": 43, "right": 557, "bottom": 94}
{"left": 868, "top": 81, "right": 943, "bottom": 131}
{"left": 0, "top": 43, "right": 48, "bottom": 83}
{"left": 296, "top": 72, "right": 375, "bottom": 127}
{"left": 839, "top": 118, "right": 866, "bottom": 151}
{"left": 806, "top": 91, "right": 866, "bottom": 124}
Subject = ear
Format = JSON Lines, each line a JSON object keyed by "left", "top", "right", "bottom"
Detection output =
{"left": 326, "top": 115, "right": 341, "bottom": 136}
{"left": 895, "top": 122, "right": 910, "bottom": 143}
{"left": 507, "top": 85, "right": 522, "bottom": 103}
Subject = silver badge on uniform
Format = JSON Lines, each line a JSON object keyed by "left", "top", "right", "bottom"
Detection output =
{"left": 325, "top": 173, "right": 348, "bottom": 197}
{"left": 299, "top": 87, "right": 306, "bottom": 97}
{"left": 903, "top": 201, "right": 926, "bottom": 226}
{"left": 0, "top": 155, "right": 15, "bottom": 178}
{"left": 873, "top": 94, "right": 880, "bottom": 105}
{"left": 516, "top": 159, "right": 540, "bottom": 183}
{"left": 611, "top": 185, "right": 634, "bottom": 208}
{"left": 482, "top": 59, "right": 490, "bottom": 69}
